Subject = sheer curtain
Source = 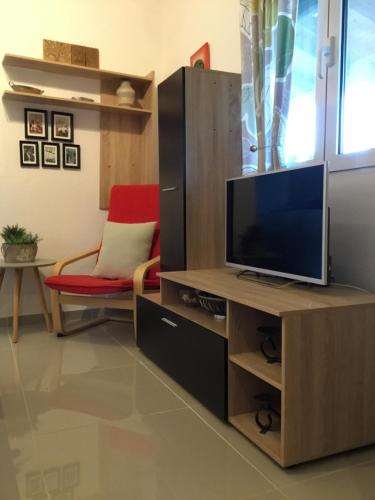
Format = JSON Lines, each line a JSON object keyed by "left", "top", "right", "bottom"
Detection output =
{"left": 240, "top": 0, "right": 298, "bottom": 173}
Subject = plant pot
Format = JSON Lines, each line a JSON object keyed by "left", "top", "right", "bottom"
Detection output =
{"left": 1, "top": 243, "right": 38, "bottom": 263}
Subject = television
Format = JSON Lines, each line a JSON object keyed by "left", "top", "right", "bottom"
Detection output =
{"left": 226, "top": 163, "right": 328, "bottom": 285}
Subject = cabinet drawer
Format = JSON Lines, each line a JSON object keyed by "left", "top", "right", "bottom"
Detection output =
{"left": 137, "top": 296, "right": 227, "bottom": 419}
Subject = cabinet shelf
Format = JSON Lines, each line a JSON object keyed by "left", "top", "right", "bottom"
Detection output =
{"left": 229, "top": 413, "right": 281, "bottom": 464}
{"left": 2, "top": 90, "right": 152, "bottom": 115}
{"left": 229, "top": 352, "right": 282, "bottom": 390}
{"left": 2, "top": 54, "right": 153, "bottom": 85}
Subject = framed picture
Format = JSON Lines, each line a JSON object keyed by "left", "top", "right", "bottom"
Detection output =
{"left": 51, "top": 111, "right": 74, "bottom": 142}
{"left": 43, "top": 467, "right": 60, "bottom": 492}
{"left": 52, "top": 492, "right": 73, "bottom": 500}
{"left": 190, "top": 42, "right": 210, "bottom": 70}
{"left": 24, "top": 108, "right": 48, "bottom": 139}
{"left": 62, "top": 462, "right": 80, "bottom": 488}
{"left": 42, "top": 142, "right": 60, "bottom": 168}
{"left": 26, "top": 471, "right": 44, "bottom": 496}
{"left": 63, "top": 144, "right": 80, "bottom": 169}
{"left": 19, "top": 140, "right": 39, "bottom": 167}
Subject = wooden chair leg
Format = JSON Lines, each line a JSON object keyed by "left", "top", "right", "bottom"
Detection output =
{"left": 12, "top": 269, "right": 23, "bottom": 343}
{"left": 0, "top": 269, "right": 5, "bottom": 290}
{"left": 50, "top": 289, "right": 64, "bottom": 334}
{"left": 33, "top": 267, "right": 52, "bottom": 333}
{"left": 50, "top": 289, "right": 111, "bottom": 337}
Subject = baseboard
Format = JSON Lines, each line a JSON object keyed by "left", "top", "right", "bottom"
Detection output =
{"left": 0, "top": 308, "right": 102, "bottom": 328}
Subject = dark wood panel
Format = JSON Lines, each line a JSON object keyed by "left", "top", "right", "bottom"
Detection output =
{"left": 158, "top": 68, "right": 186, "bottom": 270}
{"left": 158, "top": 67, "right": 186, "bottom": 190}
{"left": 137, "top": 296, "right": 228, "bottom": 419}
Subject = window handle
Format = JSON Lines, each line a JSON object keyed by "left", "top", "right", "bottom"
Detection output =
{"left": 317, "top": 36, "right": 335, "bottom": 79}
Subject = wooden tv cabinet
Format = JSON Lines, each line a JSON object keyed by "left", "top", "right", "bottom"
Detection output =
{"left": 136, "top": 267, "right": 375, "bottom": 467}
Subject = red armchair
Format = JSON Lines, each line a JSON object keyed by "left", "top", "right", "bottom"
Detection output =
{"left": 45, "top": 185, "right": 160, "bottom": 336}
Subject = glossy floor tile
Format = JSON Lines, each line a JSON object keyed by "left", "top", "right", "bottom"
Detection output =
{"left": 0, "top": 327, "right": 11, "bottom": 351}
{"left": 1, "top": 319, "right": 375, "bottom": 499}
{"left": 282, "top": 460, "right": 375, "bottom": 500}
{"left": 34, "top": 409, "right": 275, "bottom": 500}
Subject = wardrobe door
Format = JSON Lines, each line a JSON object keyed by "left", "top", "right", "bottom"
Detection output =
{"left": 185, "top": 68, "right": 242, "bottom": 270}
{"left": 158, "top": 68, "right": 186, "bottom": 271}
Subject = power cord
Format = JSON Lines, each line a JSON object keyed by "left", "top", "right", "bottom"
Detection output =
{"left": 330, "top": 282, "right": 370, "bottom": 293}
{"left": 237, "top": 270, "right": 371, "bottom": 293}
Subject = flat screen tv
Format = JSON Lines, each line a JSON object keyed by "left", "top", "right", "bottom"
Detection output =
{"left": 226, "top": 163, "right": 328, "bottom": 285}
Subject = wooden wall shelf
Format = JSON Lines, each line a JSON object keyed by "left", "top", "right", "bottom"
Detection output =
{"left": 2, "top": 90, "right": 152, "bottom": 115}
{"left": 2, "top": 54, "right": 153, "bottom": 85}
{"left": 2, "top": 53, "right": 157, "bottom": 209}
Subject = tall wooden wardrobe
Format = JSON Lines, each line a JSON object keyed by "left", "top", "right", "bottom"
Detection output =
{"left": 158, "top": 67, "right": 242, "bottom": 271}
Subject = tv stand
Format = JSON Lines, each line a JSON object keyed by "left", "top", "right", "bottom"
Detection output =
{"left": 237, "top": 270, "right": 294, "bottom": 287}
{"left": 136, "top": 267, "right": 375, "bottom": 467}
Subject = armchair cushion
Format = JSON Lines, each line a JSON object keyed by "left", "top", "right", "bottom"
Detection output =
{"left": 44, "top": 274, "right": 159, "bottom": 295}
{"left": 92, "top": 220, "right": 157, "bottom": 279}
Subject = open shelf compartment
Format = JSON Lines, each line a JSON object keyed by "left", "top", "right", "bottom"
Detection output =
{"left": 227, "top": 301, "right": 282, "bottom": 389}
{"left": 228, "top": 364, "right": 282, "bottom": 464}
{"left": 160, "top": 278, "right": 227, "bottom": 338}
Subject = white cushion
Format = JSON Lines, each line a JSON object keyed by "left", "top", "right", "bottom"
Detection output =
{"left": 92, "top": 221, "right": 157, "bottom": 279}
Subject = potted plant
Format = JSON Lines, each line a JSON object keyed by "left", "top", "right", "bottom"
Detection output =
{"left": 1, "top": 225, "right": 41, "bottom": 263}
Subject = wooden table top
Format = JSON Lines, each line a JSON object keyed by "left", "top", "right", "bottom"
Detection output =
{"left": 0, "top": 258, "right": 56, "bottom": 269}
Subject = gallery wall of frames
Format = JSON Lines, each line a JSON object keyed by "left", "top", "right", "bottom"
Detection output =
{"left": 20, "top": 108, "right": 81, "bottom": 170}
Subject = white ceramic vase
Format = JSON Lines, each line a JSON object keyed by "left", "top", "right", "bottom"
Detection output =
{"left": 116, "top": 80, "right": 136, "bottom": 106}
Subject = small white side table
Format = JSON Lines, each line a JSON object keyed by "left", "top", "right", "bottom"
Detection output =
{"left": 0, "top": 259, "right": 56, "bottom": 343}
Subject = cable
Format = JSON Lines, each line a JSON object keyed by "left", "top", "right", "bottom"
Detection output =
{"left": 330, "top": 282, "right": 370, "bottom": 293}
{"left": 237, "top": 271, "right": 371, "bottom": 293}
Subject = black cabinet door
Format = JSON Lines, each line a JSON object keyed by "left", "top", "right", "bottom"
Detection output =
{"left": 137, "top": 296, "right": 228, "bottom": 420}
{"left": 158, "top": 68, "right": 186, "bottom": 271}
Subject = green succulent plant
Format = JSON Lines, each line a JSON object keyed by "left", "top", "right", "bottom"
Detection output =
{"left": 1, "top": 224, "right": 41, "bottom": 245}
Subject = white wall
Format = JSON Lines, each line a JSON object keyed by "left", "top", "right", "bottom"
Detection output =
{"left": 1, "top": 0, "right": 374, "bottom": 319}
{"left": 0, "top": 0, "right": 161, "bottom": 318}
{"left": 158, "top": 0, "right": 241, "bottom": 82}
{"left": 329, "top": 168, "right": 375, "bottom": 290}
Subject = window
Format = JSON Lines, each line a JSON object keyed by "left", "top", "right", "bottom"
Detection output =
{"left": 285, "top": 0, "right": 375, "bottom": 171}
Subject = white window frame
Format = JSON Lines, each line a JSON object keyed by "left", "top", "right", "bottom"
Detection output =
{"left": 325, "top": 0, "right": 375, "bottom": 171}
{"left": 288, "top": 0, "right": 375, "bottom": 172}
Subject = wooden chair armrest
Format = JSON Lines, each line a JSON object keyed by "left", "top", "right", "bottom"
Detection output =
{"left": 52, "top": 247, "right": 100, "bottom": 275}
{"left": 133, "top": 255, "right": 160, "bottom": 296}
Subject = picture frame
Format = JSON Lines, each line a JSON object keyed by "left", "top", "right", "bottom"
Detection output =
{"left": 62, "top": 462, "right": 80, "bottom": 488}
{"left": 190, "top": 42, "right": 210, "bottom": 70}
{"left": 24, "top": 108, "right": 48, "bottom": 139}
{"left": 19, "top": 140, "right": 39, "bottom": 167}
{"left": 26, "top": 471, "right": 44, "bottom": 496}
{"left": 51, "top": 111, "right": 74, "bottom": 142}
{"left": 52, "top": 492, "right": 73, "bottom": 500}
{"left": 62, "top": 144, "right": 80, "bottom": 169}
{"left": 43, "top": 467, "right": 61, "bottom": 492}
{"left": 41, "top": 142, "right": 60, "bottom": 168}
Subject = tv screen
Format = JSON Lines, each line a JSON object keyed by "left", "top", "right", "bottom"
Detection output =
{"left": 226, "top": 164, "right": 328, "bottom": 285}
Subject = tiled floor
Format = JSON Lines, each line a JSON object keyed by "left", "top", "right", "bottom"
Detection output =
{"left": 1, "top": 320, "right": 375, "bottom": 499}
